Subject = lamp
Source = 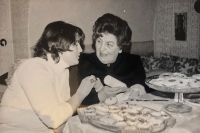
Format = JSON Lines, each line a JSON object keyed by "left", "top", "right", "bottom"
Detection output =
{"left": 194, "top": 0, "right": 200, "bottom": 13}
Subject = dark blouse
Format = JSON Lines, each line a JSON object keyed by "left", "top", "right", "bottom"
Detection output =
{"left": 78, "top": 52, "right": 152, "bottom": 105}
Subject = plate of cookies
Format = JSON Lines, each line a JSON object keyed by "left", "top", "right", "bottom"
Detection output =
{"left": 77, "top": 98, "right": 176, "bottom": 133}
{"left": 145, "top": 73, "right": 200, "bottom": 93}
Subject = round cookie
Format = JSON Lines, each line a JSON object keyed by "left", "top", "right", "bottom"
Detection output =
{"left": 148, "top": 117, "right": 165, "bottom": 132}
{"left": 118, "top": 111, "right": 129, "bottom": 119}
{"left": 94, "top": 104, "right": 109, "bottom": 115}
{"left": 189, "top": 81, "right": 200, "bottom": 88}
{"left": 118, "top": 102, "right": 129, "bottom": 110}
{"left": 149, "top": 79, "right": 164, "bottom": 86}
{"left": 192, "top": 74, "right": 200, "bottom": 80}
{"left": 84, "top": 112, "right": 96, "bottom": 118}
{"left": 162, "top": 77, "right": 180, "bottom": 87}
{"left": 125, "top": 108, "right": 139, "bottom": 115}
{"left": 141, "top": 108, "right": 154, "bottom": 115}
{"left": 109, "top": 105, "right": 119, "bottom": 110}
{"left": 180, "top": 77, "right": 196, "bottom": 83}
{"left": 172, "top": 73, "right": 186, "bottom": 78}
{"left": 150, "top": 111, "right": 162, "bottom": 117}
{"left": 110, "top": 113, "right": 124, "bottom": 121}
{"left": 159, "top": 73, "right": 173, "bottom": 79}
{"left": 105, "top": 97, "right": 118, "bottom": 105}
{"left": 126, "top": 120, "right": 139, "bottom": 126}
{"left": 175, "top": 80, "right": 188, "bottom": 88}
{"left": 84, "top": 106, "right": 95, "bottom": 113}
{"left": 109, "top": 105, "right": 120, "bottom": 113}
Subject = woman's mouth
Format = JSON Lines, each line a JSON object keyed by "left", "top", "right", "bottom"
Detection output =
{"left": 100, "top": 53, "right": 107, "bottom": 57}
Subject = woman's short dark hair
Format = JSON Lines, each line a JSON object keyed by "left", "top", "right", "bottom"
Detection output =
{"left": 92, "top": 13, "right": 132, "bottom": 51}
{"left": 34, "top": 21, "right": 85, "bottom": 63}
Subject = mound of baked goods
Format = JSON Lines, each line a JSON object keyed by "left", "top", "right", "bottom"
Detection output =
{"left": 148, "top": 73, "right": 200, "bottom": 89}
{"left": 77, "top": 98, "right": 175, "bottom": 133}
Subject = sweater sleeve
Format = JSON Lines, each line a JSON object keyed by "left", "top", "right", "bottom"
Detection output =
{"left": 17, "top": 60, "right": 73, "bottom": 129}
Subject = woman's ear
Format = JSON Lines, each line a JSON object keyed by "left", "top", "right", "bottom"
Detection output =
{"left": 48, "top": 42, "right": 56, "bottom": 50}
{"left": 119, "top": 49, "right": 122, "bottom": 53}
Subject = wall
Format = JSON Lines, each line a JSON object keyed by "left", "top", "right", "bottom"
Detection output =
{"left": 28, "top": 0, "right": 157, "bottom": 57}
{"left": 154, "top": 0, "right": 200, "bottom": 59}
{"left": 0, "top": 0, "right": 14, "bottom": 75}
{"left": 0, "top": 0, "right": 30, "bottom": 75}
{"left": 11, "top": 0, "right": 30, "bottom": 62}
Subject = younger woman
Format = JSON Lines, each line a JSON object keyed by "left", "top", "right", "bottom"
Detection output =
{"left": 0, "top": 21, "right": 96, "bottom": 133}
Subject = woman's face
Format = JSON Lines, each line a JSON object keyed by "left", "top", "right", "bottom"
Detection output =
{"left": 59, "top": 39, "right": 82, "bottom": 66}
{"left": 95, "top": 33, "right": 121, "bottom": 64}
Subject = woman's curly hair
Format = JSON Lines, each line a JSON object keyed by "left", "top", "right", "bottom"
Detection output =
{"left": 33, "top": 21, "right": 85, "bottom": 63}
{"left": 92, "top": 13, "right": 132, "bottom": 51}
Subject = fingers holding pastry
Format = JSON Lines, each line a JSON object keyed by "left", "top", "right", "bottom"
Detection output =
{"left": 104, "top": 86, "right": 127, "bottom": 95}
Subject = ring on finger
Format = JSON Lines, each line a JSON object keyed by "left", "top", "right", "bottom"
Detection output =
{"left": 90, "top": 79, "right": 95, "bottom": 83}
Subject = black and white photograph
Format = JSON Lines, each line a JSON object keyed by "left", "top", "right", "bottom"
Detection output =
{"left": 0, "top": 0, "right": 200, "bottom": 133}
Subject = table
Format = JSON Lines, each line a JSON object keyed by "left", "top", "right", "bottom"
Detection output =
{"left": 63, "top": 92, "right": 200, "bottom": 133}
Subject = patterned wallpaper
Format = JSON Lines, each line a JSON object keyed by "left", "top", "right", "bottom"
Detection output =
{"left": 11, "top": 0, "right": 30, "bottom": 62}
{"left": 154, "top": 0, "right": 200, "bottom": 59}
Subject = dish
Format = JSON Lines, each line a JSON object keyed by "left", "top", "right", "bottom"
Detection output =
{"left": 184, "top": 98, "right": 200, "bottom": 107}
{"left": 145, "top": 75, "right": 200, "bottom": 93}
{"left": 77, "top": 101, "right": 176, "bottom": 133}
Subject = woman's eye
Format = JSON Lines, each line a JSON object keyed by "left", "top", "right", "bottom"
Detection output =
{"left": 96, "top": 39, "right": 102, "bottom": 44}
{"left": 107, "top": 43, "right": 113, "bottom": 47}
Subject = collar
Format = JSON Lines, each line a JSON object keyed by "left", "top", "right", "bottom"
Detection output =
{"left": 47, "top": 54, "right": 69, "bottom": 73}
{"left": 92, "top": 53, "right": 122, "bottom": 68}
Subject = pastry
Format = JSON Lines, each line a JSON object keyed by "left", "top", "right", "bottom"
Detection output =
{"left": 93, "top": 104, "right": 109, "bottom": 115}
{"left": 148, "top": 117, "right": 165, "bottom": 132}
{"left": 192, "top": 74, "right": 200, "bottom": 80}
{"left": 105, "top": 97, "right": 118, "bottom": 105}
{"left": 78, "top": 102, "right": 173, "bottom": 133}
{"left": 162, "top": 77, "right": 180, "bottom": 87}
{"left": 137, "top": 122, "right": 152, "bottom": 131}
{"left": 189, "top": 80, "right": 200, "bottom": 88}
{"left": 159, "top": 73, "right": 173, "bottom": 79}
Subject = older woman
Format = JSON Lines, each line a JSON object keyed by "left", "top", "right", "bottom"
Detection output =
{"left": 0, "top": 21, "right": 96, "bottom": 133}
{"left": 78, "top": 13, "right": 152, "bottom": 105}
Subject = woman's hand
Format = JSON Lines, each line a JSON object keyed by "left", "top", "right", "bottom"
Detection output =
{"left": 104, "top": 86, "right": 126, "bottom": 96}
{"left": 77, "top": 75, "right": 96, "bottom": 100}
{"left": 98, "top": 86, "right": 126, "bottom": 102}
{"left": 67, "top": 75, "right": 96, "bottom": 114}
{"left": 129, "top": 84, "right": 146, "bottom": 99}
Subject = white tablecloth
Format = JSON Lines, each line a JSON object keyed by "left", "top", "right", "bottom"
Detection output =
{"left": 63, "top": 93, "right": 200, "bottom": 133}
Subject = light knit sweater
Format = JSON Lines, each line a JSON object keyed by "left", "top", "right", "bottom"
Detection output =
{"left": 0, "top": 55, "right": 73, "bottom": 133}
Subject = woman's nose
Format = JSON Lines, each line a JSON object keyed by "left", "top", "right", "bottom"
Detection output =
{"left": 78, "top": 43, "right": 83, "bottom": 52}
{"left": 100, "top": 43, "right": 105, "bottom": 52}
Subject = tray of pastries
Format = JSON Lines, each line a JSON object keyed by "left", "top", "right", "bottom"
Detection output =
{"left": 145, "top": 73, "right": 200, "bottom": 93}
{"left": 77, "top": 97, "right": 176, "bottom": 133}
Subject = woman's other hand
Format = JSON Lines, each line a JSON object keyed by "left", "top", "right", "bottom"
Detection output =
{"left": 98, "top": 86, "right": 126, "bottom": 102}
{"left": 104, "top": 86, "right": 126, "bottom": 95}
{"left": 129, "top": 84, "right": 146, "bottom": 99}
